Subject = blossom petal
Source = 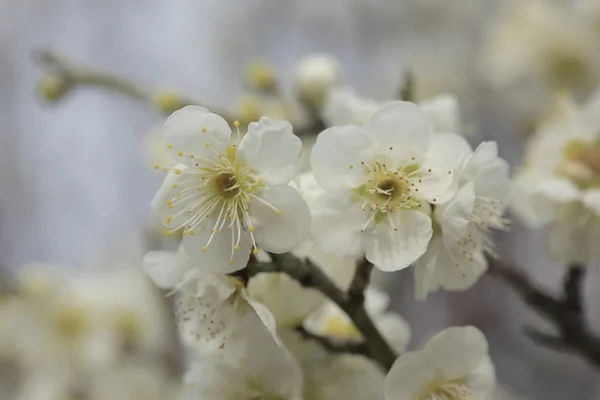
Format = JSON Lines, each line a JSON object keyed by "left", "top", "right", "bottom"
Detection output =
{"left": 142, "top": 250, "right": 192, "bottom": 290}
{"left": 419, "top": 94, "right": 460, "bottom": 133}
{"left": 436, "top": 182, "right": 476, "bottom": 242}
{"left": 250, "top": 185, "right": 310, "bottom": 253}
{"left": 363, "top": 101, "right": 433, "bottom": 161}
{"left": 583, "top": 189, "right": 600, "bottom": 216}
{"left": 426, "top": 326, "right": 490, "bottom": 376}
{"left": 310, "top": 125, "right": 375, "bottom": 190}
{"left": 365, "top": 210, "right": 432, "bottom": 272}
{"left": 163, "top": 106, "right": 231, "bottom": 165}
{"left": 385, "top": 350, "right": 437, "bottom": 399}
{"left": 322, "top": 86, "right": 379, "bottom": 126}
{"left": 182, "top": 216, "right": 252, "bottom": 274}
{"left": 413, "top": 236, "right": 443, "bottom": 300}
{"left": 418, "top": 133, "right": 471, "bottom": 204}
{"left": 151, "top": 166, "right": 196, "bottom": 230}
{"left": 238, "top": 117, "right": 302, "bottom": 186}
{"left": 377, "top": 313, "right": 411, "bottom": 354}
{"left": 310, "top": 191, "right": 368, "bottom": 259}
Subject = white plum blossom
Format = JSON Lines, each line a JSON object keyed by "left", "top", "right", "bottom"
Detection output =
{"left": 294, "top": 54, "right": 341, "bottom": 107}
{"left": 142, "top": 250, "right": 281, "bottom": 357}
{"left": 310, "top": 101, "right": 468, "bottom": 271}
{"left": 384, "top": 326, "right": 495, "bottom": 400}
{"left": 511, "top": 93, "right": 600, "bottom": 263}
{"left": 303, "top": 287, "right": 411, "bottom": 354}
{"left": 323, "top": 86, "right": 461, "bottom": 134}
{"left": 152, "top": 106, "right": 310, "bottom": 273}
{"left": 414, "top": 140, "right": 510, "bottom": 300}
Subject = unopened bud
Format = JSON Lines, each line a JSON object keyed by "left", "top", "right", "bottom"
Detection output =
{"left": 245, "top": 60, "right": 277, "bottom": 93}
{"left": 237, "top": 95, "right": 262, "bottom": 123}
{"left": 38, "top": 75, "right": 69, "bottom": 102}
{"left": 293, "top": 54, "right": 341, "bottom": 109}
{"left": 154, "top": 90, "right": 185, "bottom": 114}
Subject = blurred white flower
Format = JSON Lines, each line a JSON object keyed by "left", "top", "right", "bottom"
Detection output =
{"left": 414, "top": 141, "right": 510, "bottom": 300}
{"left": 480, "top": 0, "right": 600, "bottom": 95}
{"left": 323, "top": 86, "right": 461, "bottom": 134}
{"left": 303, "top": 354, "right": 385, "bottom": 400}
{"left": 294, "top": 54, "right": 341, "bottom": 108}
{"left": 310, "top": 101, "right": 467, "bottom": 271}
{"left": 180, "top": 298, "right": 303, "bottom": 400}
{"left": 304, "top": 287, "right": 410, "bottom": 354}
{"left": 152, "top": 106, "right": 310, "bottom": 273}
{"left": 384, "top": 326, "right": 495, "bottom": 400}
{"left": 512, "top": 93, "right": 600, "bottom": 263}
{"left": 142, "top": 250, "right": 281, "bottom": 358}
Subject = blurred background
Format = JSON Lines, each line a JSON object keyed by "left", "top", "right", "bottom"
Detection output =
{"left": 1, "top": 0, "right": 600, "bottom": 399}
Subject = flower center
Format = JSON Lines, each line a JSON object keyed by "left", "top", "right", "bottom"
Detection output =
{"left": 419, "top": 379, "right": 476, "bottom": 400}
{"left": 214, "top": 171, "right": 241, "bottom": 199}
{"left": 557, "top": 139, "right": 600, "bottom": 189}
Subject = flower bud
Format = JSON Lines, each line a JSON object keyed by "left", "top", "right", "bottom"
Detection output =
{"left": 245, "top": 60, "right": 277, "bottom": 93}
{"left": 293, "top": 54, "right": 341, "bottom": 109}
{"left": 38, "top": 74, "right": 69, "bottom": 102}
{"left": 153, "top": 90, "right": 185, "bottom": 114}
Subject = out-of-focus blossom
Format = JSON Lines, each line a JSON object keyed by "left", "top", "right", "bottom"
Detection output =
{"left": 512, "top": 93, "right": 600, "bottom": 263}
{"left": 414, "top": 141, "right": 510, "bottom": 300}
{"left": 384, "top": 326, "right": 495, "bottom": 400}
{"left": 294, "top": 54, "right": 341, "bottom": 109}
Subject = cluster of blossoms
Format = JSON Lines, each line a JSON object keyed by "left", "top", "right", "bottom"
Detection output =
{"left": 144, "top": 96, "right": 509, "bottom": 399}
{"left": 0, "top": 266, "right": 180, "bottom": 400}
{"left": 512, "top": 92, "right": 600, "bottom": 264}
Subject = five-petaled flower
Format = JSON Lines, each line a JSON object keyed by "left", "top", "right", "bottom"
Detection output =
{"left": 152, "top": 106, "right": 310, "bottom": 273}
{"left": 310, "top": 101, "right": 468, "bottom": 271}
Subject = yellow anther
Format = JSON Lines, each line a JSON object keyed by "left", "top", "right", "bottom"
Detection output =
{"left": 202, "top": 127, "right": 207, "bottom": 133}
{"left": 163, "top": 167, "right": 168, "bottom": 172}
{"left": 204, "top": 142, "right": 210, "bottom": 147}
{"left": 174, "top": 169, "right": 181, "bottom": 175}
{"left": 228, "top": 259, "right": 233, "bottom": 265}
{"left": 166, "top": 230, "right": 174, "bottom": 237}
{"left": 253, "top": 248, "right": 260, "bottom": 255}
{"left": 275, "top": 209, "right": 282, "bottom": 215}
{"left": 165, "top": 216, "right": 173, "bottom": 225}
{"left": 248, "top": 226, "right": 255, "bottom": 232}
{"left": 172, "top": 183, "right": 178, "bottom": 188}
{"left": 154, "top": 164, "right": 160, "bottom": 169}
{"left": 201, "top": 246, "right": 208, "bottom": 252}
{"left": 234, "top": 120, "right": 240, "bottom": 128}
{"left": 349, "top": 165, "right": 353, "bottom": 169}
{"left": 166, "top": 200, "right": 172, "bottom": 205}
{"left": 233, "top": 245, "right": 240, "bottom": 251}
{"left": 178, "top": 150, "right": 184, "bottom": 156}
{"left": 257, "top": 178, "right": 264, "bottom": 184}
{"left": 189, "top": 230, "right": 195, "bottom": 236}
{"left": 182, "top": 230, "right": 188, "bottom": 235}
{"left": 248, "top": 166, "right": 255, "bottom": 172}
{"left": 167, "top": 143, "right": 173, "bottom": 149}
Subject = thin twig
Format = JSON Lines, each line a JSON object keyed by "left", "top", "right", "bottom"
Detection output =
{"left": 247, "top": 253, "right": 397, "bottom": 371}
{"left": 294, "top": 325, "right": 367, "bottom": 356}
{"left": 347, "top": 257, "right": 373, "bottom": 306}
{"left": 487, "top": 255, "right": 600, "bottom": 367}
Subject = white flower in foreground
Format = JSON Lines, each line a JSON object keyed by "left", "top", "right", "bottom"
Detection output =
{"left": 180, "top": 297, "right": 303, "bottom": 400}
{"left": 304, "top": 287, "right": 410, "bottom": 354}
{"left": 152, "top": 106, "right": 310, "bottom": 273}
{"left": 385, "top": 326, "right": 495, "bottom": 400}
{"left": 323, "top": 86, "right": 461, "bottom": 134}
{"left": 414, "top": 141, "right": 510, "bottom": 299}
{"left": 511, "top": 93, "right": 600, "bottom": 263}
{"left": 311, "top": 101, "right": 468, "bottom": 271}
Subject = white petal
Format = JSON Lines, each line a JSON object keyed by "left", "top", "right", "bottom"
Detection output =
{"left": 419, "top": 94, "right": 460, "bottom": 133}
{"left": 310, "top": 191, "right": 368, "bottom": 259}
{"left": 364, "top": 287, "right": 391, "bottom": 317}
{"left": 238, "top": 117, "right": 302, "bottom": 186}
{"left": 583, "top": 189, "right": 600, "bottom": 216}
{"left": 366, "top": 210, "right": 433, "bottom": 272}
{"left": 322, "top": 85, "right": 380, "bottom": 126}
{"left": 151, "top": 166, "right": 195, "bottom": 229}
{"left": 310, "top": 125, "right": 375, "bottom": 190}
{"left": 250, "top": 185, "right": 311, "bottom": 253}
{"left": 181, "top": 360, "right": 247, "bottom": 400}
{"left": 385, "top": 350, "right": 437, "bottom": 399}
{"left": 439, "top": 233, "right": 488, "bottom": 292}
{"left": 376, "top": 313, "right": 411, "bottom": 354}
{"left": 426, "top": 326, "right": 490, "bottom": 376}
{"left": 182, "top": 217, "right": 252, "bottom": 274}
{"left": 163, "top": 106, "right": 231, "bottom": 164}
{"left": 142, "top": 250, "right": 192, "bottom": 289}
{"left": 436, "top": 182, "right": 476, "bottom": 241}
{"left": 363, "top": 101, "right": 433, "bottom": 160}
{"left": 413, "top": 236, "right": 444, "bottom": 300}
{"left": 418, "top": 133, "right": 472, "bottom": 204}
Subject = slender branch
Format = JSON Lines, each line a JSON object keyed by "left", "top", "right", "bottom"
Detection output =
{"left": 247, "top": 253, "right": 397, "bottom": 371}
{"left": 487, "top": 255, "right": 600, "bottom": 367}
{"left": 347, "top": 257, "right": 373, "bottom": 306}
{"left": 294, "top": 325, "right": 367, "bottom": 356}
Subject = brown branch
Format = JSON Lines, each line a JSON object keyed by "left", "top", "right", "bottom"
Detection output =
{"left": 294, "top": 325, "right": 367, "bottom": 356}
{"left": 246, "top": 253, "right": 397, "bottom": 371}
{"left": 487, "top": 256, "right": 600, "bottom": 367}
